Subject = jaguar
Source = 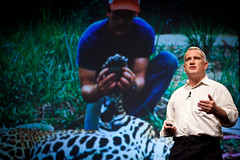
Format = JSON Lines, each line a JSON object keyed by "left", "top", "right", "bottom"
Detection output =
{"left": 0, "top": 54, "right": 173, "bottom": 160}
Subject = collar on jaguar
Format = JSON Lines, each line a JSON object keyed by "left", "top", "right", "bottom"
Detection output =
{"left": 99, "top": 54, "right": 128, "bottom": 130}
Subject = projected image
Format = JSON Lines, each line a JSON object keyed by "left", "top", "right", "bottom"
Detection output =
{"left": 0, "top": 0, "right": 239, "bottom": 159}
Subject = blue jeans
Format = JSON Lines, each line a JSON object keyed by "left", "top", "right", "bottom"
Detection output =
{"left": 84, "top": 51, "right": 178, "bottom": 130}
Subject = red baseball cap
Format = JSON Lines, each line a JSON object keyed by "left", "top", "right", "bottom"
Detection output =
{"left": 108, "top": 0, "right": 140, "bottom": 13}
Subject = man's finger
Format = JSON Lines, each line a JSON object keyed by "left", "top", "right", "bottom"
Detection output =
{"left": 97, "top": 68, "right": 109, "bottom": 81}
{"left": 122, "top": 67, "right": 135, "bottom": 77}
{"left": 208, "top": 94, "right": 214, "bottom": 101}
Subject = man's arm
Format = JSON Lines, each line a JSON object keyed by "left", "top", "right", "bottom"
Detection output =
{"left": 132, "top": 57, "right": 149, "bottom": 91}
{"left": 160, "top": 94, "right": 177, "bottom": 137}
{"left": 78, "top": 68, "right": 100, "bottom": 102}
{"left": 198, "top": 94, "right": 230, "bottom": 125}
{"left": 78, "top": 67, "right": 117, "bottom": 102}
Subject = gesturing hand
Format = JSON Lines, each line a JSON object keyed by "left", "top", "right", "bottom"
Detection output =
{"left": 198, "top": 94, "right": 218, "bottom": 114}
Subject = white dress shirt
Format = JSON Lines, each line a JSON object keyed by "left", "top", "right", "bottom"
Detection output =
{"left": 160, "top": 76, "right": 238, "bottom": 138}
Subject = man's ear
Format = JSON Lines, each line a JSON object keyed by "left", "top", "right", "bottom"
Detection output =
{"left": 204, "top": 62, "right": 208, "bottom": 70}
{"left": 106, "top": 12, "right": 111, "bottom": 17}
{"left": 105, "top": 4, "right": 111, "bottom": 17}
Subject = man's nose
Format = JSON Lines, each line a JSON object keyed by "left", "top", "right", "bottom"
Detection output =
{"left": 190, "top": 58, "right": 195, "bottom": 64}
{"left": 117, "top": 18, "right": 124, "bottom": 24}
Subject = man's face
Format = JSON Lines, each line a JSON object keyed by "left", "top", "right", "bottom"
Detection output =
{"left": 107, "top": 10, "right": 137, "bottom": 36}
{"left": 183, "top": 50, "right": 208, "bottom": 78}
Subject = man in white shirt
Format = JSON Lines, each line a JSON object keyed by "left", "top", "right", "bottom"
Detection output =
{"left": 160, "top": 46, "right": 238, "bottom": 160}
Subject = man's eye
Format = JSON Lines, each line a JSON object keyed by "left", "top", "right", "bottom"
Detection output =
{"left": 194, "top": 57, "right": 201, "bottom": 60}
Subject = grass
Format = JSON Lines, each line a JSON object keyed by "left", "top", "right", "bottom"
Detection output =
{"left": 0, "top": 7, "right": 239, "bottom": 131}
{"left": 0, "top": 9, "right": 88, "bottom": 129}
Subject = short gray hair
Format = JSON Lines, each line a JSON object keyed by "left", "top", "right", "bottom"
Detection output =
{"left": 184, "top": 46, "right": 207, "bottom": 62}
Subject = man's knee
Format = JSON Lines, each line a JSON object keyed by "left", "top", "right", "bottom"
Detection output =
{"left": 160, "top": 51, "right": 178, "bottom": 70}
{"left": 151, "top": 51, "right": 178, "bottom": 73}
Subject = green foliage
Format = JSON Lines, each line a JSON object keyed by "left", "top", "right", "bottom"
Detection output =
{"left": 180, "top": 16, "right": 223, "bottom": 59}
{"left": 211, "top": 44, "right": 239, "bottom": 108}
{"left": 0, "top": 10, "right": 87, "bottom": 128}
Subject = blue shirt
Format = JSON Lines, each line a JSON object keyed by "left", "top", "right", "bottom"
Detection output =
{"left": 77, "top": 17, "right": 155, "bottom": 75}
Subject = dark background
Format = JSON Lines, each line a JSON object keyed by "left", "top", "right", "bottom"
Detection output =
{"left": 0, "top": 0, "right": 239, "bottom": 34}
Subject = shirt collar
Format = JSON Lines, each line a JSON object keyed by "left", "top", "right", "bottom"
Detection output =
{"left": 184, "top": 75, "right": 210, "bottom": 89}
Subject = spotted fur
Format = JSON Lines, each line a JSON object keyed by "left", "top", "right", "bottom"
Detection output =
{"left": 0, "top": 93, "right": 173, "bottom": 160}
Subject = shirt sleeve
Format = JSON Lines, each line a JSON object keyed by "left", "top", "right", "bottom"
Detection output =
{"left": 160, "top": 94, "right": 175, "bottom": 137}
{"left": 76, "top": 20, "right": 106, "bottom": 70}
{"left": 76, "top": 37, "right": 97, "bottom": 70}
{"left": 137, "top": 25, "right": 155, "bottom": 58}
{"left": 216, "top": 84, "right": 238, "bottom": 127}
{"left": 130, "top": 17, "right": 155, "bottom": 58}
{"left": 140, "top": 27, "right": 155, "bottom": 57}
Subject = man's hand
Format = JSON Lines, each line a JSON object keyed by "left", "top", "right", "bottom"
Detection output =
{"left": 198, "top": 94, "right": 229, "bottom": 124}
{"left": 96, "top": 68, "right": 118, "bottom": 96}
{"left": 97, "top": 66, "right": 136, "bottom": 94}
{"left": 163, "top": 121, "right": 177, "bottom": 136}
{"left": 117, "top": 67, "right": 136, "bottom": 92}
{"left": 198, "top": 94, "right": 217, "bottom": 114}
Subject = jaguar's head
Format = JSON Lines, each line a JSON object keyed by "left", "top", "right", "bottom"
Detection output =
{"left": 102, "top": 53, "right": 128, "bottom": 80}
{"left": 101, "top": 53, "right": 128, "bottom": 95}
{"left": 99, "top": 54, "right": 128, "bottom": 129}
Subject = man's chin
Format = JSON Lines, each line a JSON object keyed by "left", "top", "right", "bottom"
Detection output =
{"left": 113, "top": 31, "right": 127, "bottom": 36}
